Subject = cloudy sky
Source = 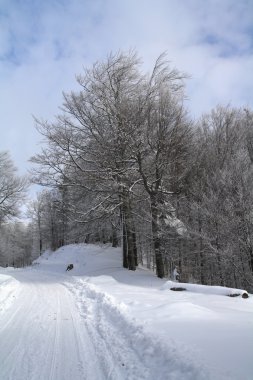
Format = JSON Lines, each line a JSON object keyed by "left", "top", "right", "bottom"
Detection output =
{"left": 0, "top": 0, "right": 253, "bottom": 176}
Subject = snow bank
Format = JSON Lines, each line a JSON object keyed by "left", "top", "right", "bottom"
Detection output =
{"left": 67, "top": 279, "right": 211, "bottom": 380}
{"left": 32, "top": 244, "right": 122, "bottom": 276}
{"left": 161, "top": 281, "right": 249, "bottom": 298}
{"left": 0, "top": 273, "right": 20, "bottom": 312}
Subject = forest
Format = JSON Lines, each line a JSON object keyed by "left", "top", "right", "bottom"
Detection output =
{"left": 1, "top": 51, "right": 253, "bottom": 292}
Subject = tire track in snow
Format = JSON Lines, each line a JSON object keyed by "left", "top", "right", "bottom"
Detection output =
{"left": 67, "top": 279, "right": 212, "bottom": 380}
{"left": 0, "top": 282, "right": 38, "bottom": 380}
{"left": 0, "top": 271, "right": 106, "bottom": 380}
{"left": 48, "top": 287, "right": 61, "bottom": 380}
{"left": 0, "top": 269, "right": 231, "bottom": 380}
{"left": 67, "top": 299, "right": 86, "bottom": 376}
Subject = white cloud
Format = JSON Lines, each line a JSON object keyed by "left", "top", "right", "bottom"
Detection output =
{"left": 0, "top": 0, "right": 252, "bottom": 175}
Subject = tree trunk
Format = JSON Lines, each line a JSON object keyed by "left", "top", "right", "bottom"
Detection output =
{"left": 111, "top": 227, "right": 118, "bottom": 248}
{"left": 39, "top": 238, "right": 42, "bottom": 256}
{"left": 121, "top": 210, "right": 128, "bottom": 269}
{"left": 132, "top": 226, "right": 138, "bottom": 266}
{"left": 198, "top": 214, "right": 205, "bottom": 284}
{"left": 151, "top": 196, "right": 164, "bottom": 278}
{"left": 121, "top": 193, "right": 136, "bottom": 271}
{"left": 215, "top": 222, "right": 225, "bottom": 286}
{"left": 38, "top": 213, "right": 42, "bottom": 255}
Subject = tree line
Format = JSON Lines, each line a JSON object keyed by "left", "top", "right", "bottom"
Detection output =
{"left": 0, "top": 151, "right": 30, "bottom": 267}
{"left": 1, "top": 51, "right": 253, "bottom": 291}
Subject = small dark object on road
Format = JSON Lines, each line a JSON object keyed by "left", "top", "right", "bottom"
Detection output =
{"left": 170, "top": 287, "right": 186, "bottom": 291}
{"left": 66, "top": 264, "right": 74, "bottom": 271}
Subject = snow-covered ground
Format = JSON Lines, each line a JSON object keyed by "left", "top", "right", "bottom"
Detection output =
{"left": 0, "top": 244, "right": 252, "bottom": 380}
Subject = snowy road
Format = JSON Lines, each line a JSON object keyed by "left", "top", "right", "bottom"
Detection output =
{"left": 0, "top": 270, "right": 207, "bottom": 380}
{"left": 0, "top": 269, "right": 209, "bottom": 380}
{"left": 1, "top": 244, "right": 252, "bottom": 380}
{"left": 0, "top": 271, "right": 108, "bottom": 380}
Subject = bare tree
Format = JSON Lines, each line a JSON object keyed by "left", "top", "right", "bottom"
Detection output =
{"left": 31, "top": 51, "right": 144, "bottom": 270}
{"left": 30, "top": 51, "right": 193, "bottom": 277}
{"left": 186, "top": 106, "right": 253, "bottom": 290}
{"left": 0, "top": 221, "right": 32, "bottom": 267}
{"left": 132, "top": 55, "right": 192, "bottom": 277}
{"left": 28, "top": 189, "right": 68, "bottom": 254}
{"left": 29, "top": 51, "right": 253, "bottom": 289}
{"left": 0, "top": 151, "right": 28, "bottom": 224}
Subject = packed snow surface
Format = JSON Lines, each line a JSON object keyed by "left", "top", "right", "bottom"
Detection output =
{"left": 0, "top": 244, "right": 252, "bottom": 380}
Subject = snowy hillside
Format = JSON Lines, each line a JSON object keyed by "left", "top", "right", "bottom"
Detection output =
{"left": 0, "top": 244, "right": 252, "bottom": 380}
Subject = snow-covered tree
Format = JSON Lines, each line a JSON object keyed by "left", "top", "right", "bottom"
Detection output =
{"left": 0, "top": 151, "right": 28, "bottom": 224}
{"left": 29, "top": 50, "right": 253, "bottom": 288}
{"left": 0, "top": 222, "right": 32, "bottom": 267}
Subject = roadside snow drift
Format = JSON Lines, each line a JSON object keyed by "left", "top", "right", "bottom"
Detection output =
{"left": 0, "top": 244, "right": 252, "bottom": 380}
{"left": 161, "top": 280, "right": 249, "bottom": 298}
